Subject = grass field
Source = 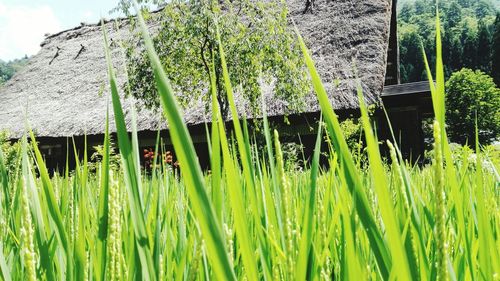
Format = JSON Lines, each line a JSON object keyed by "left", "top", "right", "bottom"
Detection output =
{"left": 0, "top": 6, "right": 499, "bottom": 281}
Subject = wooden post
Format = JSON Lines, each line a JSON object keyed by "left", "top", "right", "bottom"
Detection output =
{"left": 385, "top": 0, "right": 400, "bottom": 85}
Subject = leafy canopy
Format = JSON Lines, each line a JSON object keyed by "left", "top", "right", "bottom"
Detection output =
{"left": 122, "top": 0, "right": 309, "bottom": 118}
{"left": 398, "top": 0, "right": 498, "bottom": 83}
{"left": 445, "top": 68, "right": 500, "bottom": 144}
{"left": 492, "top": 13, "right": 500, "bottom": 85}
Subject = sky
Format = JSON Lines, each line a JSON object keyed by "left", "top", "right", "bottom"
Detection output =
{"left": 0, "top": 0, "right": 120, "bottom": 61}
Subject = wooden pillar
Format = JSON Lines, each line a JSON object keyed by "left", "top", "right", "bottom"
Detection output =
{"left": 385, "top": 0, "right": 400, "bottom": 85}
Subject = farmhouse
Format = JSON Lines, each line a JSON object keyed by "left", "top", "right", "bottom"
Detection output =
{"left": 0, "top": 0, "right": 431, "bottom": 170}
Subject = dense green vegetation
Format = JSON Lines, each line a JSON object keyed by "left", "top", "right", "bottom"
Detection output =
{"left": 492, "top": 13, "right": 500, "bottom": 85}
{"left": 398, "top": 0, "right": 500, "bottom": 83}
{"left": 399, "top": 0, "right": 500, "bottom": 145}
{"left": 445, "top": 68, "right": 500, "bottom": 145}
{"left": 0, "top": 57, "right": 28, "bottom": 86}
{"left": 0, "top": 4, "right": 498, "bottom": 280}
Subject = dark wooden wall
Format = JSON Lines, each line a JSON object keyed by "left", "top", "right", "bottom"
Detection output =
{"left": 35, "top": 109, "right": 366, "bottom": 173}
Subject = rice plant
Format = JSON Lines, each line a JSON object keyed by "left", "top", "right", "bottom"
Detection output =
{"left": 0, "top": 4, "right": 498, "bottom": 281}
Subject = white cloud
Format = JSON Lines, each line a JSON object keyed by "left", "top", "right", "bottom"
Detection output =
{"left": 0, "top": 3, "right": 61, "bottom": 61}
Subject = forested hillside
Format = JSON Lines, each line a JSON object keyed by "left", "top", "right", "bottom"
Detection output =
{"left": 398, "top": 0, "right": 500, "bottom": 84}
{"left": 399, "top": 0, "right": 500, "bottom": 10}
{"left": 0, "top": 57, "right": 28, "bottom": 86}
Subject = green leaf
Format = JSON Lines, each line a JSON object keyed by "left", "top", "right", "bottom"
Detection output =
{"left": 295, "top": 116, "right": 322, "bottom": 281}
{"left": 0, "top": 245, "right": 11, "bottom": 281}
{"left": 96, "top": 107, "right": 110, "bottom": 281}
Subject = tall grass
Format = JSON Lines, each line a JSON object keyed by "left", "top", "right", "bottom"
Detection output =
{"left": 0, "top": 5, "right": 498, "bottom": 281}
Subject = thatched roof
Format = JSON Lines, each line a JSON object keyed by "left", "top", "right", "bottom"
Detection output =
{"left": 0, "top": 0, "right": 392, "bottom": 139}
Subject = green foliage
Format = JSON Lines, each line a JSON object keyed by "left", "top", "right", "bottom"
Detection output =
{"left": 0, "top": 132, "right": 21, "bottom": 176}
{"left": 492, "top": 13, "right": 500, "bottom": 85}
{"left": 339, "top": 117, "right": 364, "bottom": 158}
{"left": 280, "top": 142, "right": 304, "bottom": 171}
{"left": 123, "top": 0, "right": 308, "bottom": 118}
{"left": 445, "top": 68, "right": 500, "bottom": 144}
{"left": 398, "top": 0, "right": 498, "bottom": 82}
{"left": 337, "top": 106, "right": 377, "bottom": 164}
{"left": 477, "top": 20, "right": 492, "bottom": 73}
{"left": 483, "top": 143, "right": 500, "bottom": 169}
{"left": 0, "top": 57, "right": 28, "bottom": 86}
{"left": 89, "top": 142, "right": 121, "bottom": 172}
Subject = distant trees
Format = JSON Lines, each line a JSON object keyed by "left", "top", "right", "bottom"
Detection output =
{"left": 0, "top": 56, "right": 28, "bottom": 86}
{"left": 461, "top": 26, "right": 478, "bottom": 69}
{"left": 445, "top": 68, "right": 500, "bottom": 145}
{"left": 492, "top": 13, "right": 500, "bottom": 85}
{"left": 398, "top": 0, "right": 498, "bottom": 83}
{"left": 0, "top": 61, "right": 17, "bottom": 85}
{"left": 398, "top": 2, "right": 500, "bottom": 144}
{"left": 399, "top": 25, "right": 426, "bottom": 82}
{"left": 477, "top": 20, "right": 492, "bottom": 73}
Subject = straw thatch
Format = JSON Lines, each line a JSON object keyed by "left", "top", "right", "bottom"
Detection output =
{"left": 0, "top": 0, "right": 392, "bottom": 139}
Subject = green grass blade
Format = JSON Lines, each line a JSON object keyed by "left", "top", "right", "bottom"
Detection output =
{"left": 295, "top": 27, "right": 391, "bottom": 279}
{"left": 130, "top": 107, "right": 144, "bottom": 204}
{"left": 357, "top": 84, "right": 412, "bottom": 280}
{"left": 96, "top": 107, "right": 110, "bottom": 281}
{"left": 75, "top": 182, "right": 86, "bottom": 280}
{"left": 0, "top": 144, "right": 8, "bottom": 205}
{"left": 130, "top": 4, "right": 236, "bottom": 280}
{"left": 102, "top": 20, "right": 156, "bottom": 281}
{"left": 28, "top": 130, "right": 70, "bottom": 255}
{"left": 260, "top": 92, "right": 278, "bottom": 190}
{"left": 215, "top": 22, "right": 256, "bottom": 190}
{"left": 215, "top": 94, "right": 259, "bottom": 281}
{"left": 435, "top": 10, "right": 445, "bottom": 128}
{"left": 215, "top": 24, "right": 263, "bottom": 239}
{"left": 22, "top": 135, "right": 57, "bottom": 280}
{"left": 295, "top": 116, "right": 322, "bottom": 281}
{"left": 209, "top": 57, "right": 223, "bottom": 221}
{"left": 0, "top": 245, "right": 11, "bottom": 281}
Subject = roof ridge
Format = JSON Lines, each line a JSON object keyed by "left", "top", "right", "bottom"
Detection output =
{"left": 41, "top": 7, "right": 165, "bottom": 46}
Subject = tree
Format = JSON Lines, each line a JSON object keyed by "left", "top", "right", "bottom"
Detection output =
{"left": 477, "top": 20, "right": 492, "bottom": 74}
{"left": 399, "top": 26, "right": 426, "bottom": 82}
{"left": 445, "top": 68, "right": 500, "bottom": 145}
{"left": 474, "top": 0, "right": 494, "bottom": 18}
{"left": 460, "top": 26, "right": 477, "bottom": 70}
{"left": 120, "top": 0, "right": 309, "bottom": 119}
{"left": 442, "top": 28, "right": 463, "bottom": 76}
{"left": 445, "top": 2, "right": 462, "bottom": 27}
{"left": 492, "top": 13, "right": 500, "bottom": 86}
{"left": 449, "top": 35, "right": 463, "bottom": 73}
{"left": 399, "top": 3, "right": 413, "bottom": 23}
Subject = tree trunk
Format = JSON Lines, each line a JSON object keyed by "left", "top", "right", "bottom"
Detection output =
{"left": 214, "top": 65, "right": 230, "bottom": 120}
